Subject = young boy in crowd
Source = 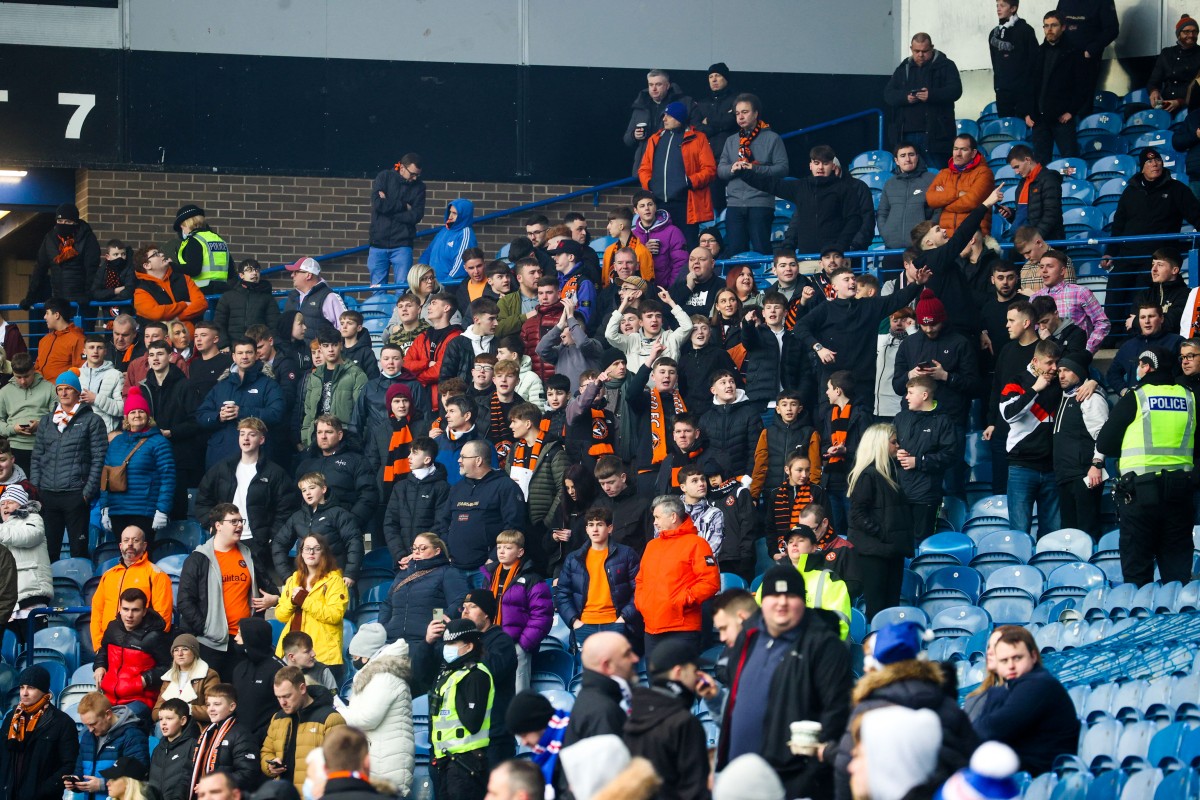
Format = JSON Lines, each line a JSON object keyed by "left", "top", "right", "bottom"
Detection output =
{"left": 339, "top": 310, "right": 379, "bottom": 379}
{"left": 752, "top": 389, "right": 822, "bottom": 499}
{"left": 564, "top": 369, "right": 617, "bottom": 468}
{"left": 678, "top": 463, "right": 724, "bottom": 560}
{"left": 467, "top": 353, "right": 498, "bottom": 416}
{"left": 483, "top": 260, "right": 514, "bottom": 301}
{"left": 485, "top": 359, "right": 525, "bottom": 460}
{"left": 94, "top": 239, "right": 136, "bottom": 317}
{"left": 552, "top": 506, "right": 640, "bottom": 646}
{"left": 384, "top": 292, "right": 430, "bottom": 355}
{"left": 894, "top": 376, "right": 959, "bottom": 543}
{"left": 769, "top": 452, "right": 830, "bottom": 559}
{"left": 605, "top": 288, "right": 694, "bottom": 362}
{"left": 497, "top": 335, "right": 546, "bottom": 410}
{"left": 190, "top": 684, "right": 260, "bottom": 795}
{"left": 280, "top": 631, "right": 339, "bottom": 693}
{"left": 741, "top": 293, "right": 807, "bottom": 411}
{"left": 678, "top": 315, "right": 737, "bottom": 417}
{"left": 150, "top": 698, "right": 199, "bottom": 800}
{"left": 542, "top": 374, "right": 571, "bottom": 439}
{"left": 383, "top": 436, "right": 450, "bottom": 565}
{"left": 703, "top": 456, "right": 757, "bottom": 580}
{"left": 822, "top": 370, "right": 868, "bottom": 538}
{"left": 482, "top": 530, "right": 554, "bottom": 692}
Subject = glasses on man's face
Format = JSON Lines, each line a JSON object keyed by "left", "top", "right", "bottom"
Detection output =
{"left": 457, "top": 455, "right": 483, "bottom": 463}
{"left": 302, "top": 546, "right": 323, "bottom": 554}
{"left": 147, "top": 251, "right": 164, "bottom": 260}
{"left": 221, "top": 518, "right": 245, "bottom": 527}
{"left": 1181, "top": 353, "right": 1200, "bottom": 362}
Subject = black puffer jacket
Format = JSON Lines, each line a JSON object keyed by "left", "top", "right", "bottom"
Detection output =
{"left": 0, "top": 700, "right": 79, "bottom": 800}
{"left": 27, "top": 220, "right": 100, "bottom": 307}
{"left": 378, "top": 552, "right": 469, "bottom": 643}
{"left": 149, "top": 722, "right": 199, "bottom": 800}
{"left": 594, "top": 482, "right": 653, "bottom": 556}
{"left": 229, "top": 617, "right": 287, "bottom": 746}
{"left": 214, "top": 278, "right": 281, "bottom": 345}
{"left": 847, "top": 464, "right": 913, "bottom": 558}
{"left": 1014, "top": 165, "right": 1064, "bottom": 241}
{"left": 382, "top": 462, "right": 450, "bottom": 564}
{"left": 738, "top": 173, "right": 863, "bottom": 254}
{"left": 831, "top": 659, "right": 979, "bottom": 800}
{"left": 296, "top": 446, "right": 378, "bottom": 529}
{"left": 701, "top": 394, "right": 765, "bottom": 479}
{"left": 694, "top": 84, "right": 739, "bottom": 158}
{"left": 91, "top": 256, "right": 138, "bottom": 304}
{"left": 369, "top": 169, "right": 426, "bottom": 249}
{"left": 892, "top": 328, "right": 981, "bottom": 422}
{"left": 677, "top": 340, "right": 739, "bottom": 418}
{"left": 141, "top": 364, "right": 205, "bottom": 481}
{"left": 1107, "top": 170, "right": 1200, "bottom": 260}
{"left": 271, "top": 500, "right": 364, "bottom": 580}
{"left": 892, "top": 405, "right": 961, "bottom": 504}
{"left": 740, "top": 318, "right": 809, "bottom": 404}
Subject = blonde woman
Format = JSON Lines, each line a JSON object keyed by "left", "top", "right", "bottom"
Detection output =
{"left": 99, "top": 757, "right": 162, "bottom": 800}
{"left": 152, "top": 633, "right": 219, "bottom": 722}
{"left": 846, "top": 422, "right": 911, "bottom": 618}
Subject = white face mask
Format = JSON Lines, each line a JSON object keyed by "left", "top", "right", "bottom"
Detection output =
{"left": 442, "top": 644, "right": 461, "bottom": 663}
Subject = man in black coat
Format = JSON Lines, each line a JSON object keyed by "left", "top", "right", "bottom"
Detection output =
{"left": 22, "top": 203, "right": 98, "bottom": 311}
{"left": 989, "top": 0, "right": 1039, "bottom": 117}
{"left": 368, "top": 154, "right": 426, "bottom": 289}
{"left": 141, "top": 342, "right": 205, "bottom": 518}
{"left": 894, "top": 377, "right": 962, "bottom": 542}
{"left": 623, "top": 641, "right": 712, "bottom": 800}
{"left": 623, "top": 70, "right": 696, "bottom": 177}
{"left": 892, "top": 291, "right": 981, "bottom": 431}
{"left": 295, "top": 415, "right": 378, "bottom": 530}
{"left": 974, "top": 628, "right": 1080, "bottom": 775}
{"left": 1000, "top": 145, "right": 1064, "bottom": 242}
{"left": 1026, "top": 11, "right": 1087, "bottom": 165}
{"left": 230, "top": 618, "right": 287, "bottom": 747}
{"left": 717, "top": 566, "right": 850, "bottom": 798}
{"left": 1129, "top": 247, "right": 1192, "bottom": 334}
{"left": 1058, "top": 0, "right": 1120, "bottom": 115}
{"left": 701, "top": 371, "right": 764, "bottom": 481}
{"left": 382, "top": 444, "right": 450, "bottom": 566}
{"left": 883, "top": 34, "right": 963, "bottom": 167}
{"left": 1103, "top": 148, "right": 1200, "bottom": 330}
{"left": 0, "top": 665, "right": 80, "bottom": 800}
{"left": 593, "top": 456, "right": 653, "bottom": 556}
{"left": 564, "top": 631, "right": 640, "bottom": 747}
{"left": 693, "top": 63, "right": 739, "bottom": 214}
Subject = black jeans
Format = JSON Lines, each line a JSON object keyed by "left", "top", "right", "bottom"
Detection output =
{"left": 41, "top": 490, "right": 90, "bottom": 561}
{"left": 857, "top": 553, "right": 905, "bottom": 620}
{"left": 1118, "top": 473, "right": 1194, "bottom": 586}
{"left": 432, "top": 750, "right": 488, "bottom": 800}
{"left": 1031, "top": 118, "right": 1080, "bottom": 166}
{"left": 1057, "top": 478, "right": 1104, "bottom": 541}
{"left": 910, "top": 502, "right": 940, "bottom": 544}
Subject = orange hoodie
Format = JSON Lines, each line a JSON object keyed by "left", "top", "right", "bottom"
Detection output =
{"left": 635, "top": 516, "right": 720, "bottom": 634}
{"left": 34, "top": 324, "right": 85, "bottom": 380}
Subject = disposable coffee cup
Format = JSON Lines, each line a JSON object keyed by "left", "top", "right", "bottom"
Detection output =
{"left": 790, "top": 720, "right": 822, "bottom": 746}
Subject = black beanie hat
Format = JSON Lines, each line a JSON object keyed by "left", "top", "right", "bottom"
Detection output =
{"left": 17, "top": 664, "right": 51, "bottom": 694}
{"left": 505, "top": 690, "right": 555, "bottom": 734}
{"left": 55, "top": 203, "right": 80, "bottom": 222}
{"left": 707, "top": 62, "right": 731, "bottom": 80}
{"left": 464, "top": 588, "right": 499, "bottom": 621}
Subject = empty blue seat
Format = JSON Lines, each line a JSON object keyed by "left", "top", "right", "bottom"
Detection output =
{"left": 956, "top": 119, "right": 980, "bottom": 141}
{"left": 1048, "top": 157, "right": 1088, "bottom": 180}
{"left": 159, "top": 520, "right": 205, "bottom": 550}
{"left": 907, "top": 553, "right": 961, "bottom": 582}
{"left": 857, "top": 172, "right": 887, "bottom": 199}
{"left": 869, "top": 606, "right": 928, "bottom": 632}
{"left": 978, "top": 587, "right": 1037, "bottom": 625}
{"left": 968, "top": 495, "right": 1009, "bottom": 522}
{"left": 720, "top": 573, "right": 748, "bottom": 592}
{"left": 150, "top": 539, "right": 190, "bottom": 560}
{"left": 973, "top": 530, "right": 1034, "bottom": 563}
{"left": 1077, "top": 112, "right": 1123, "bottom": 139}
{"left": 1045, "top": 562, "right": 1106, "bottom": 592}
{"left": 1154, "top": 768, "right": 1199, "bottom": 800}
{"left": 978, "top": 101, "right": 999, "bottom": 123}
{"left": 924, "top": 566, "right": 984, "bottom": 601}
{"left": 533, "top": 648, "right": 577, "bottom": 688}
{"left": 1061, "top": 207, "right": 1106, "bottom": 236}
{"left": 900, "top": 569, "right": 923, "bottom": 606}
{"left": 1102, "top": 582, "right": 1138, "bottom": 619}
{"left": 1093, "top": 91, "right": 1121, "bottom": 113}
{"left": 981, "top": 118, "right": 1028, "bottom": 147}
{"left": 992, "top": 164, "right": 1019, "bottom": 184}
{"left": 849, "top": 608, "right": 867, "bottom": 644}
{"left": 1128, "top": 129, "right": 1172, "bottom": 154}
{"left": 360, "top": 548, "right": 397, "bottom": 575}
{"left": 51, "top": 558, "right": 94, "bottom": 589}
{"left": 1080, "top": 133, "right": 1125, "bottom": 160}
{"left": 917, "top": 532, "right": 975, "bottom": 565}
{"left": 1094, "top": 177, "right": 1128, "bottom": 205}
{"left": 984, "top": 564, "right": 1046, "bottom": 596}
{"left": 34, "top": 627, "right": 79, "bottom": 673}
{"left": 1089, "top": 155, "right": 1138, "bottom": 183}
{"left": 1032, "top": 527, "right": 1094, "bottom": 565}
{"left": 929, "top": 605, "right": 990, "bottom": 637}
{"left": 1118, "top": 721, "right": 1158, "bottom": 769}
{"left": 985, "top": 140, "right": 1030, "bottom": 169}
{"left": 1122, "top": 89, "right": 1152, "bottom": 113}
{"left": 1122, "top": 109, "right": 1170, "bottom": 136}
{"left": 1176, "top": 580, "right": 1200, "bottom": 612}
{"left": 849, "top": 150, "right": 892, "bottom": 176}
{"left": 156, "top": 554, "right": 187, "bottom": 576}
{"left": 1061, "top": 179, "right": 1096, "bottom": 208}
{"left": 939, "top": 497, "right": 967, "bottom": 532}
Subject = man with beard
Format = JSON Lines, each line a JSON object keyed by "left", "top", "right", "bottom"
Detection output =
{"left": 926, "top": 135, "right": 996, "bottom": 238}
{"left": 91, "top": 525, "right": 174, "bottom": 647}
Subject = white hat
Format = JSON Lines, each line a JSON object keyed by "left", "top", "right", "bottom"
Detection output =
{"left": 860, "top": 706, "right": 943, "bottom": 800}
{"left": 286, "top": 257, "right": 321, "bottom": 276}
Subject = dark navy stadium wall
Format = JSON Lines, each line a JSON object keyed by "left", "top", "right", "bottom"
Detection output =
{"left": 1, "top": 44, "right": 888, "bottom": 185}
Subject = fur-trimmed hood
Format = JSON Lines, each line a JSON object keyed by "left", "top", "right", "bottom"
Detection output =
{"left": 3, "top": 499, "right": 43, "bottom": 520}
{"left": 591, "top": 757, "right": 661, "bottom": 800}
{"left": 351, "top": 638, "right": 412, "bottom": 695}
{"left": 852, "top": 657, "right": 945, "bottom": 706}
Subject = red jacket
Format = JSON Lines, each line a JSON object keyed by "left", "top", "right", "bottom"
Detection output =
{"left": 638, "top": 127, "right": 717, "bottom": 225}
{"left": 634, "top": 516, "right": 720, "bottom": 634}
{"left": 402, "top": 326, "right": 462, "bottom": 410}
{"left": 95, "top": 610, "right": 171, "bottom": 708}
{"left": 521, "top": 301, "right": 563, "bottom": 381}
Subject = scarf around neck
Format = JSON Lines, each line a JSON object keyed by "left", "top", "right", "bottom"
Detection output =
{"left": 383, "top": 417, "right": 413, "bottom": 484}
{"left": 949, "top": 151, "right": 983, "bottom": 174}
{"left": 738, "top": 119, "right": 770, "bottom": 163}
{"left": 649, "top": 388, "right": 686, "bottom": 465}
{"left": 7, "top": 692, "right": 51, "bottom": 743}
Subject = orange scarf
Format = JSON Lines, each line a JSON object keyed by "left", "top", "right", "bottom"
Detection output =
{"left": 828, "top": 404, "right": 851, "bottom": 464}
{"left": 191, "top": 716, "right": 238, "bottom": 797}
{"left": 511, "top": 430, "right": 547, "bottom": 473}
{"left": 737, "top": 119, "right": 770, "bottom": 162}
{"left": 648, "top": 388, "right": 686, "bottom": 465}
{"left": 7, "top": 692, "right": 51, "bottom": 742}
{"left": 489, "top": 559, "right": 522, "bottom": 627}
{"left": 1017, "top": 164, "right": 1042, "bottom": 205}
{"left": 383, "top": 422, "right": 413, "bottom": 484}
{"left": 773, "top": 482, "right": 814, "bottom": 552}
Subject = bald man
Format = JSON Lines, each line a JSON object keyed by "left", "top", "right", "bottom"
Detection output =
{"left": 669, "top": 247, "right": 725, "bottom": 317}
{"left": 563, "top": 631, "right": 639, "bottom": 746}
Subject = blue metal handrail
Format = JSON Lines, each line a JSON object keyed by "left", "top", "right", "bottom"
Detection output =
{"left": 260, "top": 107, "right": 887, "bottom": 277}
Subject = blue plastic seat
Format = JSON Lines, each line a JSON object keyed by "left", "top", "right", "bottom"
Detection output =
{"left": 150, "top": 539, "right": 190, "bottom": 561}
{"left": 967, "top": 495, "right": 1009, "bottom": 523}
{"left": 857, "top": 172, "right": 887, "bottom": 200}
{"left": 1122, "top": 89, "right": 1152, "bottom": 113}
{"left": 34, "top": 627, "right": 79, "bottom": 673}
{"left": 917, "top": 532, "right": 975, "bottom": 565}
{"left": 1046, "top": 562, "right": 1106, "bottom": 592}
{"left": 1094, "top": 177, "right": 1129, "bottom": 206}
{"left": 1088, "top": 155, "right": 1138, "bottom": 183}
{"left": 979, "top": 587, "right": 1037, "bottom": 625}
{"left": 156, "top": 554, "right": 187, "bottom": 576}
{"left": 924, "top": 566, "right": 984, "bottom": 601}
{"left": 978, "top": 101, "right": 1000, "bottom": 123}
{"left": 985, "top": 140, "right": 1030, "bottom": 169}
{"left": 1154, "top": 768, "right": 1199, "bottom": 800}
{"left": 1061, "top": 207, "right": 1106, "bottom": 237}
{"left": 360, "top": 548, "right": 397, "bottom": 576}
{"left": 939, "top": 497, "right": 967, "bottom": 532}
{"left": 720, "top": 573, "right": 748, "bottom": 592}
{"left": 869, "top": 606, "right": 928, "bottom": 632}
{"left": 849, "top": 150, "right": 892, "bottom": 177}
{"left": 981, "top": 117, "right": 1028, "bottom": 147}
{"left": 1050, "top": 773, "right": 1092, "bottom": 800}
{"left": 1103, "top": 583, "right": 1138, "bottom": 619}
{"left": 1023, "top": 773, "right": 1057, "bottom": 800}
{"left": 849, "top": 608, "right": 867, "bottom": 644}
{"left": 1128, "top": 129, "right": 1171, "bottom": 154}
{"left": 983, "top": 564, "right": 1045, "bottom": 595}
{"left": 1176, "top": 579, "right": 1200, "bottom": 612}
{"left": 992, "top": 164, "right": 1019, "bottom": 184}
{"left": 533, "top": 648, "right": 577, "bottom": 688}
{"left": 956, "top": 119, "right": 980, "bottom": 141}
{"left": 1093, "top": 91, "right": 1121, "bottom": 113}
{"left": 1076, "top": 112, "right": 1123, "bottom": 140}
{"left": 1048, "top": 157, "right": 1088, "bottom": 180}
{"left": 900, "top": 569, "right": 923, "bottom": 606}
{"left": 1122, "top": 109, "right": 1170, "bottom": 136}
{"left": 1037, "top": 529, "right": 1095, "bottom": 561}
{"left": 1080, "top": 133, "right": 1125, "bottom": 160}
{"left": 907, "top": 553, "right": 961, "bottom": 582}
{"left": 159, "top": 520, "right": 205, "bottom": 550}
{"left": 929, "top": 605, "right": 990, "bottom": 637}
{"left": 51, "top": 558, "right": 94, "bottom": 589}
{"left": 1061, "top": 179, "right": 1096, "bottom": 209}
{"left": 972, "top": 530, "right": 1034, "bottom": 564}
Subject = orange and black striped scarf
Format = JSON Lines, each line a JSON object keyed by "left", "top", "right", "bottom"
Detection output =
{"left": 669, "top": 448, "right": 704, "bottom": 488}
{"left": 737, "top": 119, "right": 769, "bottom": 162}
{"left": 773, "top": 482, "right": 814, "bottom": 552}
{"left": 6, "top": 692, "right": 51, "bottom": 742}
{"left": 511, "top": 429, "right": 547, "bottom": 473}
{"left": 191, "top": 716, "right": 238, "bottom": 797}
{"left": 649, "top": 388, "right": 686, "bottom": 465}
{"left": 383, "top": 418, "right": 413, "bottom": 484}
{"left": 491, "top": 393, "right": 515, "bottom": 462}
{"left": 828, "top": 403, "right": 852, "bottom": 465}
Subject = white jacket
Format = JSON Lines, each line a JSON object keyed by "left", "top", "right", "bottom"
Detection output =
{"left": 0, "top": 502, "right": 51, "bottom": 611}
{"left": 78, "top": 361, "right": 125, "bottom": 432}
{"left": 875, "top": 325, "right": 916, "bottom": 418}
{"left": 604, "top": 304, "right": 694, "bottom": 364}
{"left": 515, "top": 355, "right": 547, "bottom": 411}
{"left": 338, "top": 639, "right": 415, "bottom": 794}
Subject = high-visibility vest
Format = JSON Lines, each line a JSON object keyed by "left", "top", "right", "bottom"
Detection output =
{"left": 1118, "top": 384, "right": 1196, "bottom": 476}
{"left": 754, "top": 563, "right": 852, "bottom": 640}
{"left": 178, "top": 229, "right": 231, "bottom": 287}
{"left": 431, "top": 662, "right": 494, "bottom": 757}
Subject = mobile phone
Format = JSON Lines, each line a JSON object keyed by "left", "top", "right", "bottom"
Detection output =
{"left": 268, "top": 759, "right": 283, "bottom": 769}
{"left": 917, "top": 360, "right": 935, "bottom": 370}
{"left": 636, "top": 122, "right": 648, "bottom": 129}
{"left": 432, "top": 608, "right": 444, "bottom": 623}
{"left": 65, "top": 776, "right": 82, "bottom": 784}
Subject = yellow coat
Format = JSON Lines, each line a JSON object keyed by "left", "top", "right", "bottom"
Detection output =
{"left": 274, "top": 570, "right": 349, "bottom": 666}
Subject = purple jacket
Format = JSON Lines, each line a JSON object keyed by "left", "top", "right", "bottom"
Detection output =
{"left": 481, "top": 560, "right": 555, "bottom": 651}
{"left": 632, "top": 209, "right": 688, "bottom": 287}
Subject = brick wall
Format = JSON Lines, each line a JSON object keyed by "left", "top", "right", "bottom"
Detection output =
{"left": 76, "top": 169, "right": 640, "bottom": 290}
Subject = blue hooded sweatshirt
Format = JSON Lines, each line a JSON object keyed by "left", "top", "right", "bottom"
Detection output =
{"left": 422, "top": 198, "right": 477, "bottom": 283}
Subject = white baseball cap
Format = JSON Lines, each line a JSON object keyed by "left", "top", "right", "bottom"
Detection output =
{"left": 286, "top": 257, "right": 321, "bottom": 276}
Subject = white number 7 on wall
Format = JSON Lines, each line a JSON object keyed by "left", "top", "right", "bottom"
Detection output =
{"left": 58, "top": 93, "right": 96, "bottom": 139}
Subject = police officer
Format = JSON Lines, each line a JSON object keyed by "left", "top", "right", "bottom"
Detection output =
{"left": 174, "top": 204, "right": 232, "bottom": 293}
{"left": 1096, "top": 347, "right": 1197, "bottom": 586}
{"left": 430, "top": 618, "right": 494, "bottom": 800}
